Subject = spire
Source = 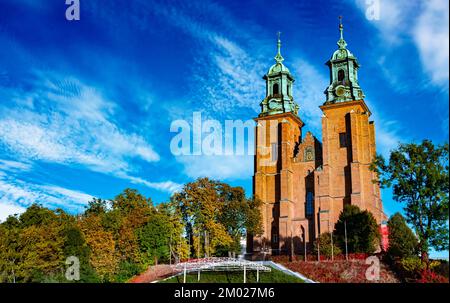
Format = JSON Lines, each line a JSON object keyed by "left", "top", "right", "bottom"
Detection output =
{"left": 274, "top": 31, "right": 284, "bottom": 63}
{"left": 337, "top": 16, "right": 347, "bottom": 49}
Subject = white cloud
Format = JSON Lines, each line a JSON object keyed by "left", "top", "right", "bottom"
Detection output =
{"left": 413, "top": 0, "right": 449, "bottom": 87}
{"left": 0, "top": 71, "right": 181, "bottom": 194}
{"left": 0, "top": 159, "right": 32, "bottom": 172}
{"left": 0, "top": 202, "right": 26, "bottom": 222}
{"left": 353, "top": 0, "right": 449, "bottom": 89}
{"left": 115, "top": 172, "right": 183, "bottom": 193}
{"left": 177, "top": 155, "right": 253, "bottom": 181}
{"left": 0, "top": 173, "right": 94, "bottom": 214}
{"left": 0, "top": 73, "right": 159, "bottom": 175}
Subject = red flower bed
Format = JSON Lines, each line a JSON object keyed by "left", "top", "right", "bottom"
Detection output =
{"left": 417, "top": 270, "right": 449, "bottom": 283}
{"left": 275, "top": 258, "right": 399, "bottom": 283}
{"left": 271, "top": 253, "right": 369, "bottom": 263}
{"left": 129, "top": 265, "right": 175, "bottom": 283}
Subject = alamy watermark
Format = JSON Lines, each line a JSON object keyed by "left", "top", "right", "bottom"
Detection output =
{"left": 65, "top": 256, "right": 80, "bottom": 281}
{"left": 65, "top": 0, "right": 80, "bottom": 21}
{"left": 365, "top": 256, "right": 380, "bottom": 281}
{"left": 169, "top": 112, "right": 281, "bottom": 167}
{"left": 365, "top": 0, "right": 380, "bottom": 21}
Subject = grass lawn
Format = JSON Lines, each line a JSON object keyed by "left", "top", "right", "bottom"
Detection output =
{"left": 160, "top": 267, "right": 304, "bottom": 283}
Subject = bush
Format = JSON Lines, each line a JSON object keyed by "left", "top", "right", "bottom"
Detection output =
{"left": 314, "top": 232, "right": 342, "bottom": 259}
{"left": 397, "top": 257, "right": 425, "bottom": 281}
{"left": 334, "top": 205, "right": 381, "bottom": 254}
{"left": 417, "top": 269, "right": 449, "bottom": 283}
{"left": 386, "top": 213, "right": 418, "bottom": 260}
{"left": 116, "top": 261, "right": 144, "bottom": 282}
{"left": 430, "top": 260, "right": 449, "bottom": 278}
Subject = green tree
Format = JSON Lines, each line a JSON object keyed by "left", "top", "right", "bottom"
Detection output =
{"left": 386, "top": 213, "right": 418, "bottom": 260}
{"left": 371, "top": 140, "right": 449, "bottom": 265}
{"left": 137, "top": 211, "right": 170, "bottom": 265}
{"left": 19, "top": 203, "right": 57, "bottom": 227}
{"left": 63, "top": 225, "right": 99, "bottom": 282}
{"left": 314, "top": 232, "right": 341, "bottom": 259}
{"left": 0, "top": 221, "right": 21, "bottom": 283}
{"left": 85, "top": 198, "right": 109, "bottom": 216}
{"left": 334, "top": 205, "right": 380, "bottom": 254}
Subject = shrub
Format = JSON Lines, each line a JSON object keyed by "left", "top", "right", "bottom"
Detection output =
{"left": 116, "top": 261, "right": 143, "bottom": 282}
{"left": 398, "top": 257, "right": 425, "bottom": 281}
{"left": 417, "top": 269, "right": 449, "bottom": 283}
{"left": 334, "top": 205, "right": 381, "bottom": 254}
{"left": 314, "top": 232, "right": 342, "bottom": 259}
{"left": 386, "top": 213, "right": 418, "bottom": 260}
{"left": 430, "top": 260, "right": 449, "bottom": 278}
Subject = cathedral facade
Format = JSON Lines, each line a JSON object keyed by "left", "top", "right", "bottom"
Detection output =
{"left": 248, "top": 22, "right": 387, "bottom": 255}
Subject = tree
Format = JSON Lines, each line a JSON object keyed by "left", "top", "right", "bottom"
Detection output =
{"left": 0, "top": 223, "right": 21, "bottom": 283}
{"left": 386, "top": 213, "right": 418, "bottom": 260}
{"left": 85, "top": 198, "right": 109, "bottom": 216}
{"left": 334, "top": 205, "right": 380, "bottom": 254}
{"left": 314, "top": 232, "right": 341, "bottom": 259}
{"left": 371, "top": 140, "right": 449, "bottom": 265}
{"left": 63, "top": 225, "right": 99, "bottom": 282}
{"left": 137, "top": 211, "right": 170, "bottom": 266}
{"left": 172, "top": 178, "right": 234, "bottom": 257}
{"left": 19, "top": 203, "right": 57, "bottom": 227}
{"left": 17, "top": 222, "right": 65, "bottom": 282}
{"left": 78, "top": 215, "right": 118, "bottom": 282}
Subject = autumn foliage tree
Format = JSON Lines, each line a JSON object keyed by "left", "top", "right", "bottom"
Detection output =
{"left": 0, "top": 179, "right": 258, "bottom": 282}
{"left": 172, "top": 178, "right": 262, "bottom": 257}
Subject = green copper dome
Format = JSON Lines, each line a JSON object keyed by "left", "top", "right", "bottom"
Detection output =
{"left": 268, "top": 61, "right": 291, "bottom": 75}
{"left": 267, "top": 32, "right": 291, "bottom": 75}
{"left": 259, "top": 33, "right": 299, "bottom": 117}
{"left": 324, "top": 17, "right": 365, "bottom": 104}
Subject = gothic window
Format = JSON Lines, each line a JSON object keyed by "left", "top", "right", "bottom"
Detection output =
{"left": 306, "top": 192, "right": 314, "bottom": 217}
{"left": 338, "top": 69, "right": 345, "bottom": 83}
{"left": 272, "top": 83, "right": 279, "bottom": 95}
{"left": 339, "top": 132, "right": 347, "bottom": 148}
{"left": 271, "top": 226, "right": 278, "bottom": 244}
{"left": 272, "top": 233, "right": 278, "bottom": 244}
{"left": 271, "top": 143, "right": 278, "bottom": 162}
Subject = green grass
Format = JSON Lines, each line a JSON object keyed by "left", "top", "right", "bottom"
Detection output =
{"left": 160, "top": 267, "right": 304, "bottom": 283}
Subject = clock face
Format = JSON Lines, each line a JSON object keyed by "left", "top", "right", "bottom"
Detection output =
{"left": 335, "top": 85, "right": 345, "bottom": 97}
{"left": 268, "top": 99, "right": 281, "bottom": 110}
{"left": 305, "top": 150, "right": 314, "bottom": 161}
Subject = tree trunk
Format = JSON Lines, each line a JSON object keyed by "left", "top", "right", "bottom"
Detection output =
{"left": 421, "top": 250, "right": 429, "bottom": 269}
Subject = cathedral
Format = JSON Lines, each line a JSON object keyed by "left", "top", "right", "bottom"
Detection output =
{"left": 248, "top": 20, "right": 387, "bottom": 255}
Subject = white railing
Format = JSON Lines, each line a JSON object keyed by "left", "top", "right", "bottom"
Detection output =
{"left": 173, "top": 257, "right": 271, "bottom": 273}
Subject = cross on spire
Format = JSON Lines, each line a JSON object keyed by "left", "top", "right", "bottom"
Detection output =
{"left": 337, "top": 16, "right": 347, "bottom": 49}
{"left": 275, "top": 31, "right": 284, "bottom": 63}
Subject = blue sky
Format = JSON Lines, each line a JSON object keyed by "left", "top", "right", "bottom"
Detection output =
{"left": 0, "top": 1, "right": 448, "bottom": 257}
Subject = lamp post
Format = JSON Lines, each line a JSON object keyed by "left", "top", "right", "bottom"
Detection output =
{"left": 344, "top": 220, "right": 348, "bottom": 261}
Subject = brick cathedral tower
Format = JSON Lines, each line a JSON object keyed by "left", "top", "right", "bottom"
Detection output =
{"left": 315, "top": 18, "right": 387, "bottom": 235}
{"left": 248, "top": 21, "right": 386, "bottom": 256}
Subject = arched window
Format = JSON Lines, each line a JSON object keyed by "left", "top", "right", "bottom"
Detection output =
{"left": 338, "top": 69, "right": 345, "bottom": 83}
{"left": 306, "top": 192, "right": 314, "bottom": 217}
{"left": 272, "top": 83, "right": 279, "bottom": 95}
{"left": 271, "top": 226, "right": 278, "bottom": 244}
